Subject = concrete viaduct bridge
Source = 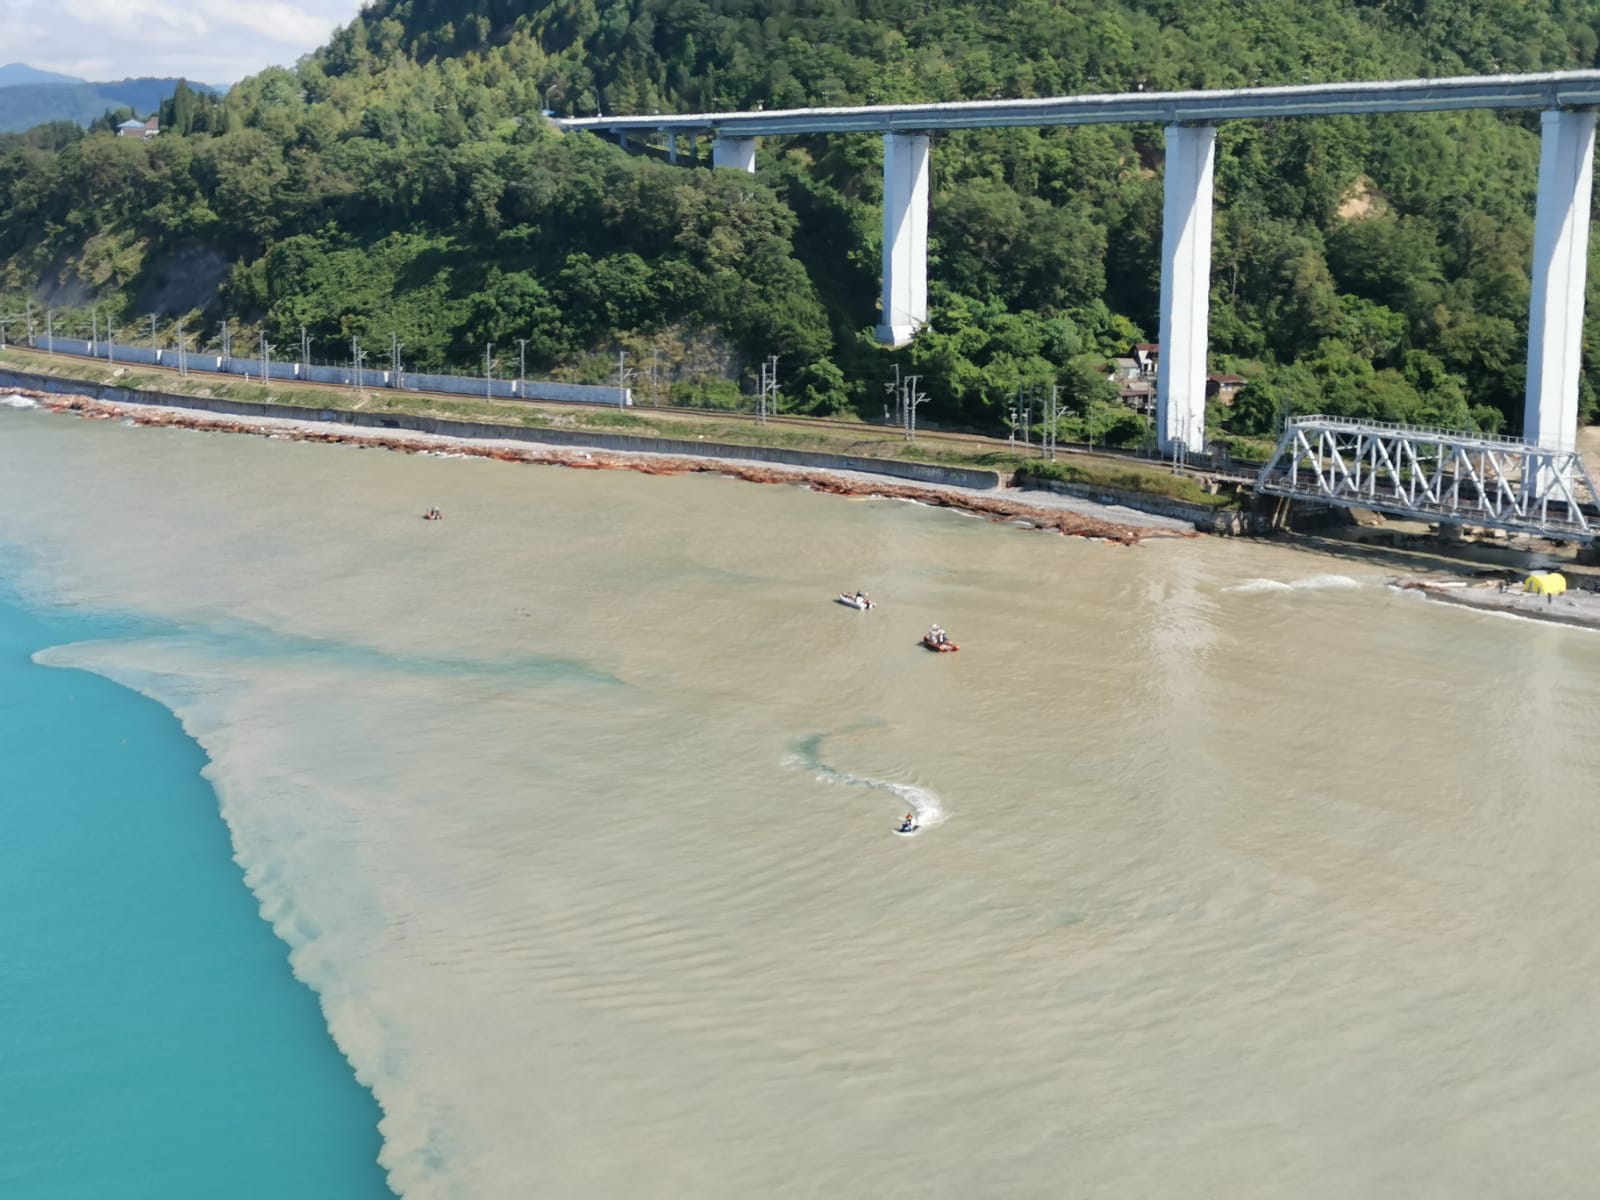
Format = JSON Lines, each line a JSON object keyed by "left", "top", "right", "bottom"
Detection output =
{"left": 561, "top": 73, "right": 1600, "bottom": 537}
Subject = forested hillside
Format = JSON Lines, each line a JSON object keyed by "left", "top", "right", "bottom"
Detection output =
{"left": 3, "top": 0, "right": 1600, "bottom": 441}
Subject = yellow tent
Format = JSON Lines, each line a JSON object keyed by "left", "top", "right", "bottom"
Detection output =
{"left": 1524, "top": 572, "right": 1568, "bottom": 595}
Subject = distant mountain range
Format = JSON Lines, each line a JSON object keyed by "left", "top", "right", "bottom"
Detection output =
{"left": 0, "top": 62, "right": 222, "bottom": 133}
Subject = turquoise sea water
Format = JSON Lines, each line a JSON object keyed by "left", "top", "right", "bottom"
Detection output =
{"left": 0, "top": 582, "right": 393, "bottom": 1200}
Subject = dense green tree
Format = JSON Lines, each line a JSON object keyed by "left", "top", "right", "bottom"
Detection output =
{"left": 5, "top": 0, "right": 1600, "bottom": 437}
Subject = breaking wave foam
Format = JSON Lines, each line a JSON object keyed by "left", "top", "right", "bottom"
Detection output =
{"left": 1, "top": 393, "right": 39, "bottom": 409}
{"left": 1223, "top": 573, "right": 1361, "bottom": 595}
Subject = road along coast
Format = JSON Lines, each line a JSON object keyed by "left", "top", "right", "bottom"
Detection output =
{"left": 14, "top": 389, "right": 1197, "bottom": 545}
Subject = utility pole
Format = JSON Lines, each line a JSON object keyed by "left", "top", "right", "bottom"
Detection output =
{"left": 1044, "top": 384, "right": 1060, "bottom": 460}
{"left": 756, "top": 355, "right": 778, "bottom": 424}
{"left": 219, "top": 319, "right": 232, "bottom": 360}
{"left": 649, "top": 345, "right": 660, "bottom": 404}
{"left": 150, "top": 313, "right": 158, "bottom": 349}
{"left": 616, "top": 350, "right": 635, "bottom": 409}
{"left": 45, "top": 309, "right": 53, "bottom": 354}
{"left": 351, "top": 335, "right": 366, "bottom": 400}
{"left": 884, "top": 362, "right": 902, "bottom": 428}
{"left": 485, "top": 342, "right": 495, "bottom": 398}
{"left": 106, "top": 324, "right": 115, "bottom": 366}
{"left": 390, "top": 333, "right": 404, "bottom": 389}
{"left": 902, "top": 374, "right": 930, "bottom": 442}
{"left": 259, "top": 331, "right": 273, "bottom": 385}
{"left": 176, "top": 319, "right": 187, "bottom": 377}
{"left": 300, "top": 326, "right": 310, "bottom": 368}
{"left": 92, "top": 309, "right": 99, "bottom": 348}
{"left": 517, "top": 338, "right": 528, "bottom": 392}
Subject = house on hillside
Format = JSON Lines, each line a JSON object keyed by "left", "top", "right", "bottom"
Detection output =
{"left": 116, "top": 116, "right": 159, "bottom": 139}
{"left": 1206, "top": 373, "right": 1246, "bottom": 405}
{"left": 1107, "top": 355, "right": 1155, "bottom": 413}
{"left": 1132, "top": 342, "right": 1159, "bottom": 377}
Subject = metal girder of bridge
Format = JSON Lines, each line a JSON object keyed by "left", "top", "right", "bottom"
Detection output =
{"left": 1256, "top": 417, "right": 1600, "bottom": 539}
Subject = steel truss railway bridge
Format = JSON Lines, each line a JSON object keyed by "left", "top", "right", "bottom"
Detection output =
{"left": 562, "top": 73, "right": 1600, "bottom": 539}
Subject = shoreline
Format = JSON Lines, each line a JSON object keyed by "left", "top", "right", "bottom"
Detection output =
{"left": 9, "top": 389, "right": 1197, "bottom": 545}
{"left": 1395, "top": 577, "right": 1600, "bottom": 631}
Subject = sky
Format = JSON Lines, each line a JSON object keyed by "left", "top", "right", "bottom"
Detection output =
{"left": 1, "top": 0, "right": 368, "bottom": 85}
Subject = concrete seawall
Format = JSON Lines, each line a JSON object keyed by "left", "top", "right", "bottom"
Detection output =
{"left": 0, "top": 367, "right": 1002, "bottom": 492}
{"left": 1015, "top": 476, "right": 1269, "bottom": 534}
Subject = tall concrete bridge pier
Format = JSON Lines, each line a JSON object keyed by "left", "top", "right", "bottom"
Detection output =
{"left": 559, "top": 72, "right": 1600, "bottom": 458}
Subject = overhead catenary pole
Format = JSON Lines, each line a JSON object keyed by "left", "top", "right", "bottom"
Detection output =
{"left": 45, "top": 308, "right": 53, "bottom": 354}
{"left": 390, "top": 333, "right": 404, "bottom": 389}
{"left": 300, "top": 325, "right": 310, "bottom": 368}
{"left": 486, "top": 342, "right": 494, "bottom": 398}
{"left": 756, "top": 354, "right": 778, "bottom": 424}
{"left": 176, "top": 319, "right": 187, "bottom": 377}
{"left": 902, "top": 373, "right": 930, "bottom": 441}
{"left": 1045, "top": 384, "right": 1060, "bottom": 460}
{"left": 616, "top": 350, "right": 634, "bottom": 409}
{"left": 884, "top": 362, "right": 902, "bottom": 426}
{"left": 259, "top": 331, "right": 272, "bottom": 384}
{"left": 351, "top": 335, "right": 366, "bottom": 399}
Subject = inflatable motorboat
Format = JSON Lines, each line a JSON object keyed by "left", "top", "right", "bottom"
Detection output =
{"left": 836, "top": 593, "right": 875, "bottom": 610}
{"left": 921, "top": 633, "right": 959, "bottom": 652}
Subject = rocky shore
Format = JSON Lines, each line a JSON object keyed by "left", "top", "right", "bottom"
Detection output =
{"left": 16, "top": 390, "right": 1195, "bottom": 546}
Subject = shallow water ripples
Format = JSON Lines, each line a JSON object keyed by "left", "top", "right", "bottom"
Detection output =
{"left": 7, "top": 415, "right": 1600, "bottom": 1197}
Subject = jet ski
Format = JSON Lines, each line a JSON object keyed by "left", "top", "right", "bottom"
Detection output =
{"left": 894, "top": 817, "right": 920, "bottom": 836}
{"left": 836, "top": 593, "right": 875, "bottom": 610}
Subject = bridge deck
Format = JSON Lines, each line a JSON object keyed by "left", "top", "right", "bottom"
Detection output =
{"left": 557, "top": 70, "right": 1600, "bottom": 137}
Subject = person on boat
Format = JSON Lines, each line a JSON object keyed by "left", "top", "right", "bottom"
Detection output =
{"left": 854, "top": 590, "right": 865, "bottom": 604}
{"left": 900, "top": 813, "right": 916, "bottom": 831}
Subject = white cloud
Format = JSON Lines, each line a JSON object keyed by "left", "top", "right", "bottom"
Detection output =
{"left": 2, "top": 0, "right": 367, "bottom": 84}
